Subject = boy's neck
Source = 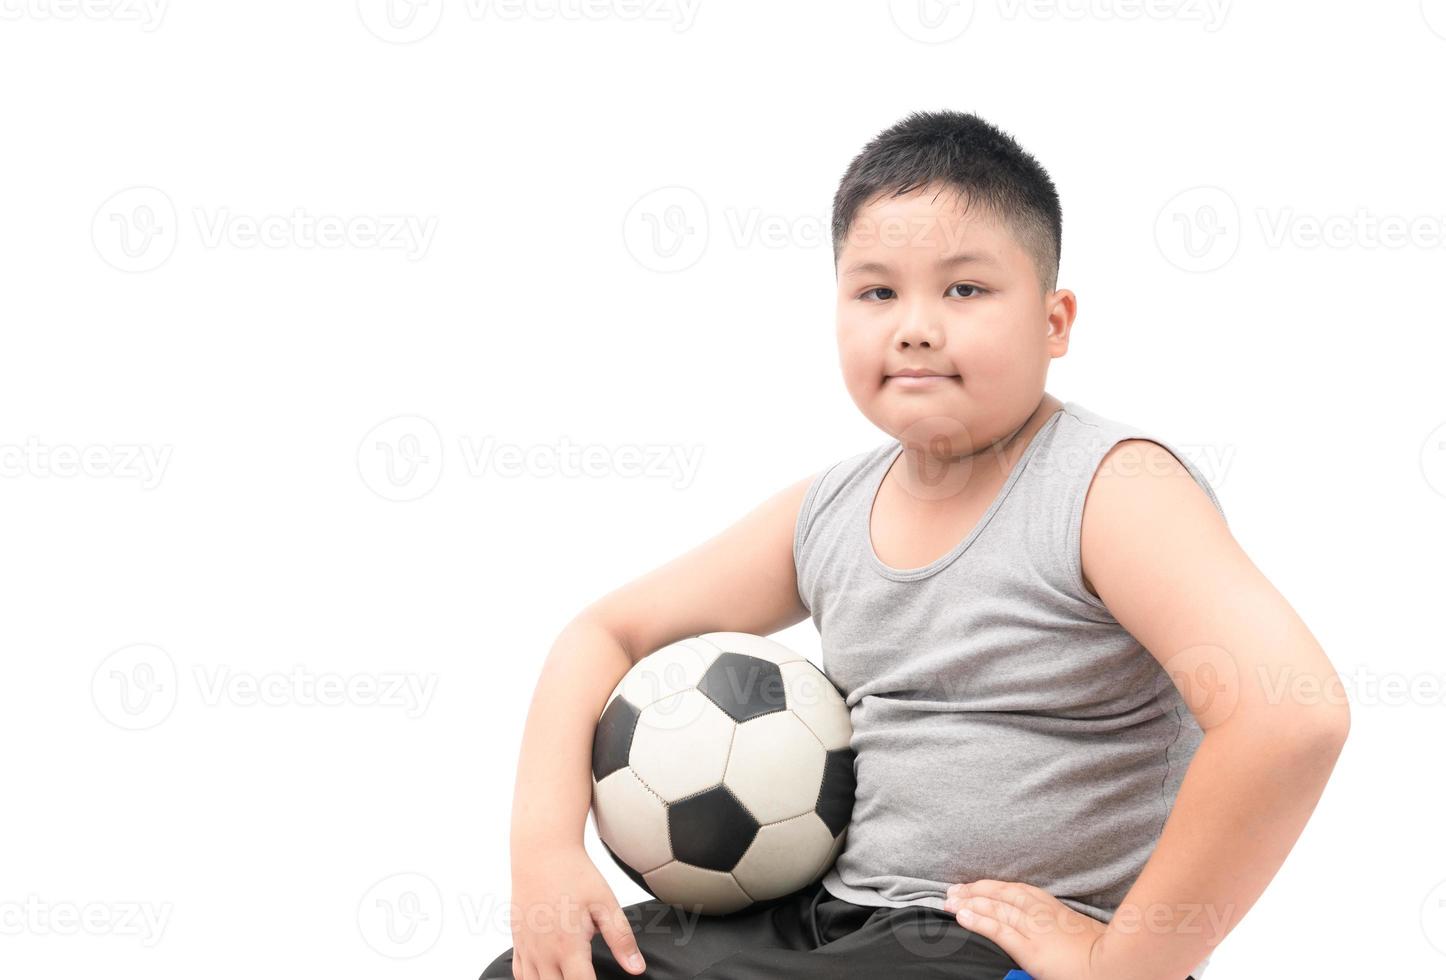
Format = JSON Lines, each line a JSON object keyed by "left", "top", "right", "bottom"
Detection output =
{"left": 891, "top": 393, "right": 1064, "bottom": 501}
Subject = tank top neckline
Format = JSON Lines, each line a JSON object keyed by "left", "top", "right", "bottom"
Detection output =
{"left": 864, "top": 404, "right": 1070, "bottom": 582}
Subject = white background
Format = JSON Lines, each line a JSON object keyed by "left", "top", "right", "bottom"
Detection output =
{"left": 3, "top": 1, "right": 1444, "bottom": 976}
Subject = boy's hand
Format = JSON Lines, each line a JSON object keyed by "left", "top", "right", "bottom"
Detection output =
{"left": 943, "top": 879, "right": 1108, "bottom": 980}
{"left": 509, "top": 845, "right": 647, "bottom": 978}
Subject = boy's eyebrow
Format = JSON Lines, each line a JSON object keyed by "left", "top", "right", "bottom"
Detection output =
{"left": 840, "top": 251, "right": 1000, "bottom": 278}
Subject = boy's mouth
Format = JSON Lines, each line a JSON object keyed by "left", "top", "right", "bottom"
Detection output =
{"left": 886, "top": 366, "right": 958, "bottom": 378}
{"left": 886, "top": 375, "right": 959, "bottom": 388}
{"left": 884, "top": 369, "right": 961, "bottom": 387}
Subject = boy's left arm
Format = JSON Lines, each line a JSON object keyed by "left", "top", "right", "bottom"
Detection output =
{"left": 945, "top": 440, "right": 1350, "bottom": 980}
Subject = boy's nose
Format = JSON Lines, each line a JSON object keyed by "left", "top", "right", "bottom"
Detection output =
{"left": 893, "top": 305, "right": 944, "bottom": 349}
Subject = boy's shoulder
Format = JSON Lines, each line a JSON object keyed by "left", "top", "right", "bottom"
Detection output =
{"left": 1059, "top": 400, "right": 1227, "bottom": 522}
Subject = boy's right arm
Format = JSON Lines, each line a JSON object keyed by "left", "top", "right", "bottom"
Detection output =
{"left": 504, "top": 473, "right": 818, "bottom": 977}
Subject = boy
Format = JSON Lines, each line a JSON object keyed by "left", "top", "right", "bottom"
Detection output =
{"left": 482, "top": 110, "right": 1349, "bottom": 980}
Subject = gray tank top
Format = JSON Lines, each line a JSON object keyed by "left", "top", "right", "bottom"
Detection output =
{"left": 794, "top": 401, "right": 1224, "bottom": 974}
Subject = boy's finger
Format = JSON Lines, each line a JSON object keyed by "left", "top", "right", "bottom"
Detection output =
{"left": 594, "top": 902, "right": 646, "bottom": 975}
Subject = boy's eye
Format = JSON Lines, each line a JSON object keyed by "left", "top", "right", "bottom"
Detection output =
{"left": 946, "top": 283, "right": 985, "bottom": 299}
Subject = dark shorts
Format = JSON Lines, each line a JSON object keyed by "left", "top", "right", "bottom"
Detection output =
{"left": 480, "top": 877, "right": 1024, "bottom": 979}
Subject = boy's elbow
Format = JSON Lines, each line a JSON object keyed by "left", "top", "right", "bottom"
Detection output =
{"left": 1259, "top": 659, "right": 1353, "bottom": 754}
{"left": 1309, "top": 666, "right": 1352, "bottom": 748}
{"left": 1223, "top": 696, "right": 1350, "bottom": 758}
{"left": 1281, "top": 699, "right": 1351, "bottom": 758}
{"left": 1312, "top": 699, "right": 1351, "bottom": 750}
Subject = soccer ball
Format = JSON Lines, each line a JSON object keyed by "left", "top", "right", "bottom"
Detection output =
{"left": 589, "top": 631, "right": 855, "bottom": 916}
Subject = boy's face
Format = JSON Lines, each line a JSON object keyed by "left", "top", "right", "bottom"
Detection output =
{"left": 834, "top": 184, "right": 1074, "bottom": 457}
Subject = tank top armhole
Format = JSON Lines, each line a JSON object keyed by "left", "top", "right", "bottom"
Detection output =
{"left": 793, "top": 460, "right": 844, "bottom": 585}
{"left": 1068, "top": 434, "right": 1228, "bottom": 613}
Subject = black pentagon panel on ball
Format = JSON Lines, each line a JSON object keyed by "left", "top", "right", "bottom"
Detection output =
{"left": 815, "top": 747, "right": 857, "bottom": 838}
{"left": 592, "top": 695, "right": 642, "bottom": 782}
{"left": 697, "top": 652, "right": 788, "bottom": 723}
{"left": 668, "top": 785, "right": 760, "bottom": 870}
{"left": 600, "top": 838, "right": 656, "bottom": 896}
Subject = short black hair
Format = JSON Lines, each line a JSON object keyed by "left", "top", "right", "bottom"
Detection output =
{"left": 831, "top": 110, "right": 1062, "bottom": 295}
